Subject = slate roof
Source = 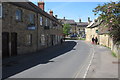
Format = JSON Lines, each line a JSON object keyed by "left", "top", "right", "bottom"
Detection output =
{"left": 8, "top": 2, "right": 62, "bottom": 25}
{"left": 59, "top": 19, "right": 76, "bottom": 25}
{"left": 87, "top": 19, "right": 109, "bottom": 34}
{"left": 87, "top": 19, "right": 102, "bottom": 28}
{"left": 76, "top": 22, "right": 88, "bottom": 27}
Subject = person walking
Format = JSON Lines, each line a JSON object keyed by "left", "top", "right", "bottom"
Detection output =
{"left": 60, "top": 38, "right": 63, "bottom": 44}
{"left": 95, "top": 37, "right": 98, "bottom": 44}
{"left": 92, "top": 37, "right": 95, "bottom": 44}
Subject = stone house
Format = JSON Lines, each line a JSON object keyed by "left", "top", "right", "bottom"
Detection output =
{"left": 76, "top": 19, "right": 88, "bottom": 38}
{"left": 2, "top": 2, "right": 63, "bottom": 58}
{"left": 59, "top": 18, "right": 77, "bottom": 36}
{"left": 85, "top": 19, "right": 120, "bottom": 56}
{"left": 85, "top": 19, "right": 100, "bottom": 42}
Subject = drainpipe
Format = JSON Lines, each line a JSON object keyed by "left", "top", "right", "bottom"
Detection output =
{"left": 36, "top": 13, "right": 39, "bottom": 51}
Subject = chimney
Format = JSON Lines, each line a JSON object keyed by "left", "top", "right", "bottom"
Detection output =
{"left": 38, "top": 1, "right": 45, "bottom": 11}
{"left": 55, "top": 15, "right": 58, "bottom": 18}
{"left": 88, "top": 17, "right": 91, "bottom": 23}
{"left": 79, "top": 18, "right": 81, "bottom": 23}
{"left": 64, "top": 17, "right": 65, "bottom": 20}
{"left": 49, "top": 10, "right": 53, "bottom": 16}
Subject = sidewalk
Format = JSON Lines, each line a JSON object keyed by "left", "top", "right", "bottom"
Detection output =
{"left": 86, "top": 43, "right": 118, "bottom": 78}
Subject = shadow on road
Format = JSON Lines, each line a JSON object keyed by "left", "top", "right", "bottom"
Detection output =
{"left": 2, "top": 41, "right": 77, "bottom": 79}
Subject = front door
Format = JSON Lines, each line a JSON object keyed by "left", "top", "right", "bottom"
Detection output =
{"left": 2, "top": 32, "right": 9, "bottom": 58}
{"left": 11, "top": 32, "right": 17, "bottom": 56}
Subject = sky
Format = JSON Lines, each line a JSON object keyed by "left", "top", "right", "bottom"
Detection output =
{"left": 31, "top": 1, "right": 115, "bottom": 22}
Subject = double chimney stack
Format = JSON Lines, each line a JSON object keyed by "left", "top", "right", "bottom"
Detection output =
{"left": 38, "top": 1, "right": 54, "bottom": 16}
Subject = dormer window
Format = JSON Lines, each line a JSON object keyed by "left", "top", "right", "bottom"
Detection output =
{"left": 0, "top": 3, "right": 2, "bottom": 18}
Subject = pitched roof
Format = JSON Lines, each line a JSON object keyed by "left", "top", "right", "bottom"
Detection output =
{"left": 9, "top": 2, "right": 62, "bottom": 25}
{"left": 87, "top": 19, "right": 102, "bottom": 28}
{"left": 9, "top": 2, "right": 37, "bottom": 12}
{"left": 59, "top": 19, "right": 76, "bottom": 25}
{"left": 76, "top": 22, "right": 88, "bottom": 27}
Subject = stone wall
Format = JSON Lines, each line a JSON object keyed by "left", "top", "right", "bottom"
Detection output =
{"left": 85, "top": 27, "right": 99, "bottom": 42}
{"left": 86, "top": 26, "right": 120, "bottom": 56}
{"left": 2, "top": 3, "right": 38, "bottom": 55}
{"left": 99, "top": 34, "right": 120, "bottom": 57}
{"left": 2, "top": 2, "right": 63, "bottom": 57}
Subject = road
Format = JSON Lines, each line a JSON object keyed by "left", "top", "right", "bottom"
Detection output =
{"left": 3, "top": 40, "right": 94, "bottom": 79}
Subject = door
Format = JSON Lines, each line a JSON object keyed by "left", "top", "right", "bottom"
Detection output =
{"left": 51, "top": 35, "right": 54, "bottom": 46}
{"left": 11, "top": 32, "right": 17, "bottom": 56}
{"left": 2, "top": 32, "right": 9, "bottom": 58}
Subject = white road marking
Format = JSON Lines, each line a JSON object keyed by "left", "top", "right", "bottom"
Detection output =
{"left": 83, "top": 44, "right": 95, "bottom": 78}
{"left": 73, "top": 41, "right": 95, "bottom": 79}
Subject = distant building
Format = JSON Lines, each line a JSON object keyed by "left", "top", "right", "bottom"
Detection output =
{"left": 85, "top": 19, "right": 101, "bottom": 42}
{"left": 59, "top": 17, "right": 77, "bottom": 36}
{"left": 59, "top": 18, "right": 89, "bottom": 38}
{"left": 76, "top": 18, "right": 88, "bottom": 38}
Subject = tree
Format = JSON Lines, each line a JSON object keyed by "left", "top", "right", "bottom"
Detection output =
{"left": 63, "top": 24, "right": 71, "bottom": 36}
{"left": 93, "top": 1, "right": 120, "bottom": 44}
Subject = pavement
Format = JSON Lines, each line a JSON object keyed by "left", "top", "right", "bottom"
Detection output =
{"left": 86, "top": 42, "right": 118, "bottom": 78}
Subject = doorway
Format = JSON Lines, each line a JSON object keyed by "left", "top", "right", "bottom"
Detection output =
{"left": 11, "top": 32, "right": 17, "bottom": 56}
{"left": 2, "top": 32, "right": 9, "bottom": 58}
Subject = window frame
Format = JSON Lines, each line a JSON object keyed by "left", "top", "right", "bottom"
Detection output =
{"left": 26, "top": 34, "right": 32, "bottom": 46}
{"left": 16, "top": 9, "right": 22, "bottom": 21}
{"left": 41, "top": 34, "right": 45, "bottom": 45}
{"left": 29, "top": 14, "right": 35, "bottom": 25}
{"left": 40, "top": 16, "right": 43, "bottom": 26}
{"left": 45, "top": 18, "right": 48, "bottom": 26}
{"left": 0, "top": 3, "right": 2, "bottom": 18}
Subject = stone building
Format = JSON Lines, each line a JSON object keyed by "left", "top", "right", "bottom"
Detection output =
{"left": 85, "top": 19, "right": 101, "bottom": 42}
{"left": 2, "top": 2, "right": 63, "bottom": 58}
{"left": 85, "top": 18, "right": 120, "bottom": 56}
{"left": 59, "top": 18, "right": 89, "bottom": 38}
{"left": 76, "top": 18, "right": 88, "bottom": 38}
{"left": 59, "top": 17, "right": 77, "bottom": 37}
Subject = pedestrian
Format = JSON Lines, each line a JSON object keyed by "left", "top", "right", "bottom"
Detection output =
{"left": 61, "top": 38, "right": 63, "bottom": 44}
{"left": 95, "top": 37, "right": 98, "bottom": 44}
{"left": 92, "top": 37, "right": 95, "bottom": 44}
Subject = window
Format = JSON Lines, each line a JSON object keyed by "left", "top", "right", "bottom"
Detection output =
{"left": 50, "top": 20, "right": 52, "bottom": 28}
{"left": 45, "top": 18, "right": 48, "bottom": 26}
{"left": 41, "top": 34, "right": 45, "bottom": 45}
{"left": 29, "top": 14, "right": 35, "bottom": 24}
{"left": 40, "top": 16, "right": 42, "bottom": 25}
{"left": 0, "top": 3, "right": 2, "bottom": 18}
{"left": 16, "top": 9, "right": 22, "bottom": 21}
{"left": 26, "top": 34, "right": 32, "bottom": 46}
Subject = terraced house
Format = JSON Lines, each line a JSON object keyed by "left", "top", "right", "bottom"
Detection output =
{"left": 1, "top": 2, "right": 63, "bottom": 58}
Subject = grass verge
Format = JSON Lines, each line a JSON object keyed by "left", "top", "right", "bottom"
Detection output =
{"left": 112, "top": 52, "right": 117, "bottom": 57}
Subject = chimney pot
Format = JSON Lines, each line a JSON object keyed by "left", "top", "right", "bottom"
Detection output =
{"left": 64, "top": 17, "right": 65, "bottom": 20}
{"left": 49, "top": 10, "right": 53, "bottom": 16}
{"left": 38, "top": 1, "right": 45, "bottom": 11}
{"left": 79, "top": 18, "right": 81, "bottom": 23}
{"left": 55, "top": 15, "right": 58, "bottom": 18}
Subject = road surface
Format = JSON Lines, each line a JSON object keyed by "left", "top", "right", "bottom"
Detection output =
{"left": 3, "top": 40, "right": 94, "bottom": 79}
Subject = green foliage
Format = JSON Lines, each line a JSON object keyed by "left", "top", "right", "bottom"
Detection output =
{"left": 93, "top": 1, "right": 120, "bottom": 44}
{"left": 63, "top": 24, "right": 71, "bottom": 36}
{"left": 112, "top": 52, "right": 117, "bottom": 57}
